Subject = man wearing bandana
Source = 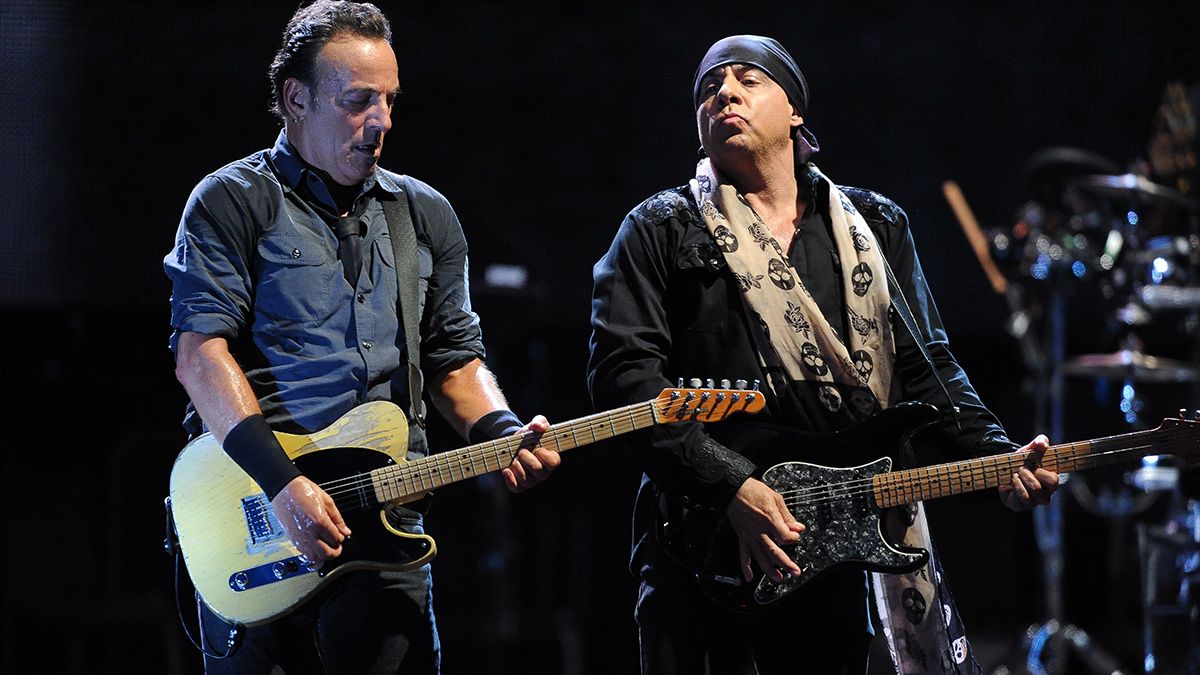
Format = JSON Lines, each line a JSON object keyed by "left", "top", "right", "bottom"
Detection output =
{"left": 587, "top": 35, "right": 1059, "bottom": 674}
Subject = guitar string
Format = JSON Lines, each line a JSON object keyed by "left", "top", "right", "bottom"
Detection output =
{"left": 316, "top": 408, "right": 660, "bottom": 503}
{"left": 317, "top": 404, "right": 693, "bottom": 509}
{"left": 307, "top": 397, "right": 755, "bottom": 509}
{"left": 776, "top": 442, "right": 1159, "bottom": 509}
{"left": 778, "top": 442, "right": 1156, "bottom": 507}
{"left": 774, "top": 440, "right": 1160, "bottom": 503}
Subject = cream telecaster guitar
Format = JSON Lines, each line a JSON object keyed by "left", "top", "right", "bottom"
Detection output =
{"left": 168, "top": 387, "right": 763, "bottom": 626}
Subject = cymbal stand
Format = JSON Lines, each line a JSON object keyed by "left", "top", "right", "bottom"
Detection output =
{"left": 1017, "top": 258, "right": 1125, "bottom": 674}
{"left": 943, "top": 182, "right": 1126, "bottom": 672}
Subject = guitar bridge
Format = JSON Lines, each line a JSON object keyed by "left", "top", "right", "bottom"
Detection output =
{"left": 241, "top": 494, "right": 284, "bottom": 546}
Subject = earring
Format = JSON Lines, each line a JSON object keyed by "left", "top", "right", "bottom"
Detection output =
{"left": 292, "top": 116, "right": 303, "bottom": 124}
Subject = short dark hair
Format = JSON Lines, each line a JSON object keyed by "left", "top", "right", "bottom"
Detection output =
{"left": 268, "top": 0, "right": 392, "bottom": 120}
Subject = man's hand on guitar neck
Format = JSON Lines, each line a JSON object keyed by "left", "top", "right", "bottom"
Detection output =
{"left": 500, "top": 415, "right": 561, "bottom": 493}
{"left": 272, "top": 475, "right": 353, "bottom": 566}
{"left": 998, "top": 434, "right": 1060, "bottom": 511}
{"left": 726, "top": 478, "right": 806, "bottom": 583}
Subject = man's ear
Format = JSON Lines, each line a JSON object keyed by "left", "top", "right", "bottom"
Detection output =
{"left": 281, "top": 78, "right": 311, "bottom": 119}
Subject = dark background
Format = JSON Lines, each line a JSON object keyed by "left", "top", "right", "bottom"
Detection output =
{"left": 3, "top": 1, "right": 1199, "bottom": 673}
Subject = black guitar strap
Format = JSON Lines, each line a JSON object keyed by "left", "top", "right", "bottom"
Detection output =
{"left": 380, "top": 178, "right": 427, "bottom": 429}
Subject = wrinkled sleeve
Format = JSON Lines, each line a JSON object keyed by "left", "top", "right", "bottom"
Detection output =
{"left": 164, "top": 174, "right": 260, "bottom": 354}
{"left": 587, "top": 205, "right": 754, "bottom": 509}
{"left": 871, "top": 196, "right": 1019, "bottom": 457}
{"left": 408, "top": 180, "right": 486, "bottom": 379}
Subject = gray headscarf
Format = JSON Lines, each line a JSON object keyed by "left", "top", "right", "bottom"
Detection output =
{"left": 693, "top": 35, "right": 820, "bottom": 163}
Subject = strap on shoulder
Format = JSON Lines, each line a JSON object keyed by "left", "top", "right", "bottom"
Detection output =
{"left": 380, "top": 178, "right": 427, "bottom": 428}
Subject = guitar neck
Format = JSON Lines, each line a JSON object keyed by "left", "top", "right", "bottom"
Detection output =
{"left": 367, "top": 400, "right": 659, "bottom": 503}
{"left": 874, "top": 427, "right": 1168, "bottom": 508}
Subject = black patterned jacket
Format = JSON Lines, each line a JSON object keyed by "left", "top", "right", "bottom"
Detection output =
{"left": 586, "top": 168, "right": 1018, "bottom": 536}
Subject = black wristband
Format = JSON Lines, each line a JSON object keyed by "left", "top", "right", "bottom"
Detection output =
{"left": 468, "top": 409, "right": 524, "bottom": 443}
{"left": 224, "top": 414, "right": 302, "bottom": 500}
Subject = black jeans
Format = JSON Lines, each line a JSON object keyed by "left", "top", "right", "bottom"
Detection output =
{"left": 635, "top": 541, "right": 873, "bottom": 675}
{"left": 199, "top": 565, "right": 438, "bottom": 674}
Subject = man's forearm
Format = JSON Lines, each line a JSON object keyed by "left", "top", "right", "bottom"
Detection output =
{"left": 429, "top": 358, "right": 512, "bottom": 439}
{"left": 174, "top": 331, "right": 262, "bottom": 442}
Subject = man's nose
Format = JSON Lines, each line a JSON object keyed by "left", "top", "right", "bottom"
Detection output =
{"left": 716, "top": 79, "right": 741, "bottom": 106}
{"left": 367, "top": 101, "right": 393, "bottom": 134}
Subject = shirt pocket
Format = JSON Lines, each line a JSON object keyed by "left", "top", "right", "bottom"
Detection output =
{"left": 374, "top": 235, "right": 433, "bottom": 322}
{"left": 255, "top": 229, "right": 339, "bottom": 323}
{"left": 672, "top": 242, "right": 732, "bottom": 334}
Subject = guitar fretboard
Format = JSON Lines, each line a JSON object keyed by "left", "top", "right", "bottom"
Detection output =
{"left": 367, "top": 401, "right": 660, "bottom": 502}
{"left": 873, "top": 426, "right": 1193, "bottom": 508}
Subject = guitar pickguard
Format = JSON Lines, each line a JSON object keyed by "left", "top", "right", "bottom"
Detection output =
{"left": 754, "top": 458, "right": 926, "bottom": 605}
{"left": 685, "top": 402, "right": 942, "bottom": 612}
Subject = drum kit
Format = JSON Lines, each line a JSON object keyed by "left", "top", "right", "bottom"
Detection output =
{"left": 961, "top": 82, "right": 1200, "bottom": 674}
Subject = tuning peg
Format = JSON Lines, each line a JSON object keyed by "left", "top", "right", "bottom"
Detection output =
{"left": 720, "top": 378, "right": 731, "bottom": 389}
{"left": 705, "top": 378, "right": 715, "bottom": 388}
{"left": 1182, "top": 408, "right": 1189, "bottom": 419}
{"left": 751, "top": 379, "right": 761, "bottom": 391}
{"left": 689, "top": 378, "right": 703, "bottom": 388}
{"left": 677, "top": 378, "right": 684, "bottom": 388}
{"left": 734, "top": 379, "right": 748, "bottom": 389}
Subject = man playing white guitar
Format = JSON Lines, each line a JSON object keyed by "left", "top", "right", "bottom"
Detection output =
{"left": 587, "top": 35, "right": 1059, "bottom": 675}
{"left": 165, "top": 2, "right": 558, "bottom": 672}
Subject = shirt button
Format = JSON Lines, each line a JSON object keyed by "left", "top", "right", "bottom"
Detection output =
{"left": 357, "top": 293, "right": 366, "bottom": 303}
{"left": 362, "top": 340, "right": 373, "bottom": 350}
{"left": 291, "top": 248, "right": 302, "bottom": 259}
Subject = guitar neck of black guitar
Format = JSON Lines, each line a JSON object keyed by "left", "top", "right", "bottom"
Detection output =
{"left": 875, "top": 425, "right": 1184, "bottom": 508}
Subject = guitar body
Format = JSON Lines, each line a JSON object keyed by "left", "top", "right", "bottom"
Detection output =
{"left": 166, "top": 387, "right": 769, "bottom": 627}
{"left": 168, "top": 401, "right": 435, "bottom": 627}
{"left": 675, "top": 402, "right": 943, "bottom": 613}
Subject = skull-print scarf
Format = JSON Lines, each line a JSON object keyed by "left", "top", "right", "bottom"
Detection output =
{"left": 689, "top": 159, "right": 897, "bottom": 413}
{"left": 689, "top": 159, "right": 982, "bottom": 675}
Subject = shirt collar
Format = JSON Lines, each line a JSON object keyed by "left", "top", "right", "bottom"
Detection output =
{"left": 268, "top": 131, "right": 401, "bottom": 207}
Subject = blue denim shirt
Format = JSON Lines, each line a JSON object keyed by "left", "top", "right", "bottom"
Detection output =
{"left": 165, "top": 132, "right": 485, "bottom": 453}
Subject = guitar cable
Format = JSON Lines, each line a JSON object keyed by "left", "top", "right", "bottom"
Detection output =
{"left": 164, "top": 496, "right": 246, "bottom": 659}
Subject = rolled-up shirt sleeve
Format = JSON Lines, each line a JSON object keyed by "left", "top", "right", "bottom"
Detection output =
{"left": 164, "top": 174, "right": 262, "bottom": 353}
{"left": 407, "top": 180, "right": 487, "bottom": 379}
{"left": 588, "top": 203, "right": 754, "bottom": 510}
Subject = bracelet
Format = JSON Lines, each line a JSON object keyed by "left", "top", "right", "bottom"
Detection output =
{"left": 468, "top": 409, "right": 524, "bottom": 443}
{"left": 224, "top": 414, "right": 302, "bottom": 499}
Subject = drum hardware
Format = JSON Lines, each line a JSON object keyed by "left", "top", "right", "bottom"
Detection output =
{"left": 1140, "top": 284, "right": 1200, "bottom": 311}
{"left": 1059, "top": 347, "right": 1200, "bottom": 385}
{"left": 946, "top": 136, "right": 1200, "bottom": 672}
{"left": 1069, "top": 173, "right": 1200, "bottom": 213}
{"left": 1131, "top": 451, "right": 1200, "bottom": 673}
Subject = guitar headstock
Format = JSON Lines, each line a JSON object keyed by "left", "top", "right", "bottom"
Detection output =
{"left": 652, "top": 386, "right": 765, "bottom": 423}
{"left": 1154, "top": 411, "right": 1200, "bottom": 465}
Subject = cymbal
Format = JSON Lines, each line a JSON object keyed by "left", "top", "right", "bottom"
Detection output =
{"left": 1140, "top": 285, "right": 1200, "bottom": 310}
{"left": 1022, "top": 147, "right": 1120, "bottom": 206}
{"left": 1059, "top": 349, "right": 1199, "bottom": 383}
{"left": 1070, "top": 173, "right": 1199, "bottom": 211}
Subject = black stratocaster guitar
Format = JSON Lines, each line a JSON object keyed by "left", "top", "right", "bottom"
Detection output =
{"left": 168, "top": 387, "right": 763, "bottom": 626}
{"left": 669, "top": 402, "right": 1200, "bottom": 613}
